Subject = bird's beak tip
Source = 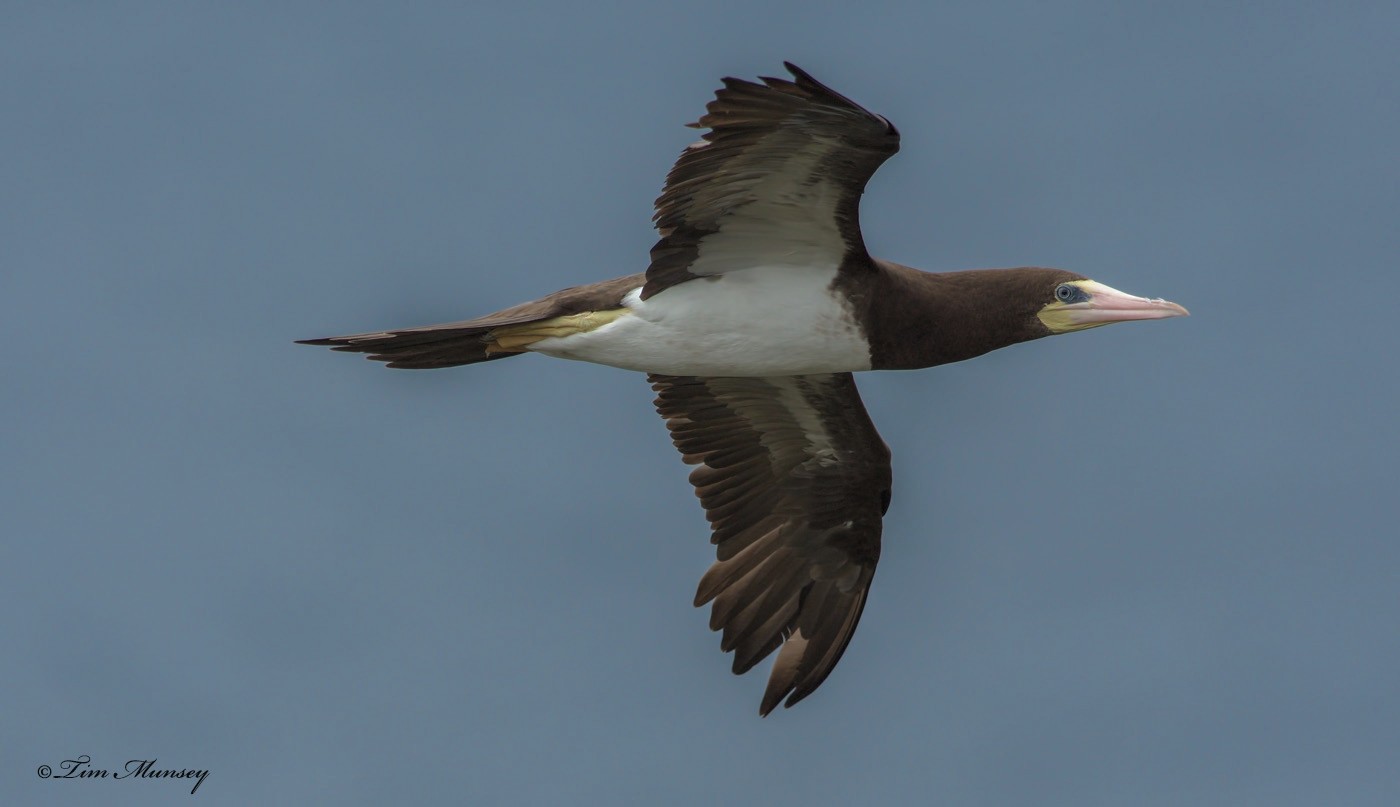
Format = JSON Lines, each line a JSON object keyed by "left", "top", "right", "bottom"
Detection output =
{"left": 1078, "top": 283, "right": 1190, "bottom": 325}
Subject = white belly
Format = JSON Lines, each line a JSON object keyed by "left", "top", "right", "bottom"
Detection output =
{"left": 528, "top": 265, "right": 872, "bottom": 376}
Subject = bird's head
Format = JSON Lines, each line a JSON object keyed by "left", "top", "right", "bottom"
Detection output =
{"left": 1033, "top": 273, "right": 1189, "bottom": 334}
{"left": 870, "top": 266, "right": 1190, "bottom": 369}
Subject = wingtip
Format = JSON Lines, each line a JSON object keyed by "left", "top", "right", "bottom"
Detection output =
{"left": 759, "top": 685, "right": 797, "bottom": 717}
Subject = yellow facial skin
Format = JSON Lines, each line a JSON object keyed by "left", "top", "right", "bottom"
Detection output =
{"left": 1038, "top": 280, "right": 1189, "bottom": 334}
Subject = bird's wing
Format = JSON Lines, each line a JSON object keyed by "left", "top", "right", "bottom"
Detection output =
{"left": 649, "top": 372, "right": 892, "bottom": 715}
{"left": 643, "top": 63, "right": 901, "bottom": 299}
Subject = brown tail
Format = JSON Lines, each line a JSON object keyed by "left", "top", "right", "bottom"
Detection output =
{"left": 296, "top": 319, "right": 530, "bottom": 369}
{"left": 300, "top": 272, "right": 646, "bottom": 370}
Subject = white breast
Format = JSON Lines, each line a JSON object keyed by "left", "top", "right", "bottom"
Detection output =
{"left": 528, "top": 265, "right": 872, "bottom": 377}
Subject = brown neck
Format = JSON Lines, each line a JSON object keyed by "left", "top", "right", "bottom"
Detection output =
{"left": 849, "top": 260, "right": 1074, "bottom": 370}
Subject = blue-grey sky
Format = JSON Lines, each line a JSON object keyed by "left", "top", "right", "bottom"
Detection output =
{"left": 6, "top": 2, "right": 1399, "bottom": 805}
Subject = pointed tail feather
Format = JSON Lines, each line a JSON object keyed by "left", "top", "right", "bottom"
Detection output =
{"left": 300, "top": 273, "right": 646, "bottom": 370}
{"left": 296, "top": 320, "right": 527, "bottom": 369}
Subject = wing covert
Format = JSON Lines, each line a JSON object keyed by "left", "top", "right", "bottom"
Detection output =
{"left": 643, "top": 63, "right": 901, "bottom": 299}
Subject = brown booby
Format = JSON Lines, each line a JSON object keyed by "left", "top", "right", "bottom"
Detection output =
{"left": 301, "top": 63, "right": 1187, "bottom": 716}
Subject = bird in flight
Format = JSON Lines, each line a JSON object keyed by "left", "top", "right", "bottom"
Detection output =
{"left": 301, "top": 63, "right": 1187, "bottom": 716}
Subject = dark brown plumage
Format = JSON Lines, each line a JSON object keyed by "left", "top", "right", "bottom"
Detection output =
{"left": 650, "top": 374, "right": 889, "bottom": 714}
{"left": 645, "top": 63, "right": 899, "bottom": 300}
{"left": 854, "top": 262, "right": 1088, "bottom": 369}
{"left": 299, "top": 274, "right": 643, "bottom": 369}
{"left": 300, "top": 63, "right": 1187, "bottom": 715}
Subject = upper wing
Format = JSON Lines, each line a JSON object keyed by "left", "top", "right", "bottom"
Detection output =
{"left": 650, "top": 373, "right": 893, "bottom": 715}
{"left": 643, "top": 63, "right": 901, "bottom": 299}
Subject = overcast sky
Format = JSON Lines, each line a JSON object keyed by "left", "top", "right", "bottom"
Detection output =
{"left": 6, "top": 2, "right": 1399, "bottom": 805}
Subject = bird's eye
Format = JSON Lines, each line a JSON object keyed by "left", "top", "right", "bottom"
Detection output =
{"left": 1055, "top": 284, "right": 1077, "bottom": 303}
